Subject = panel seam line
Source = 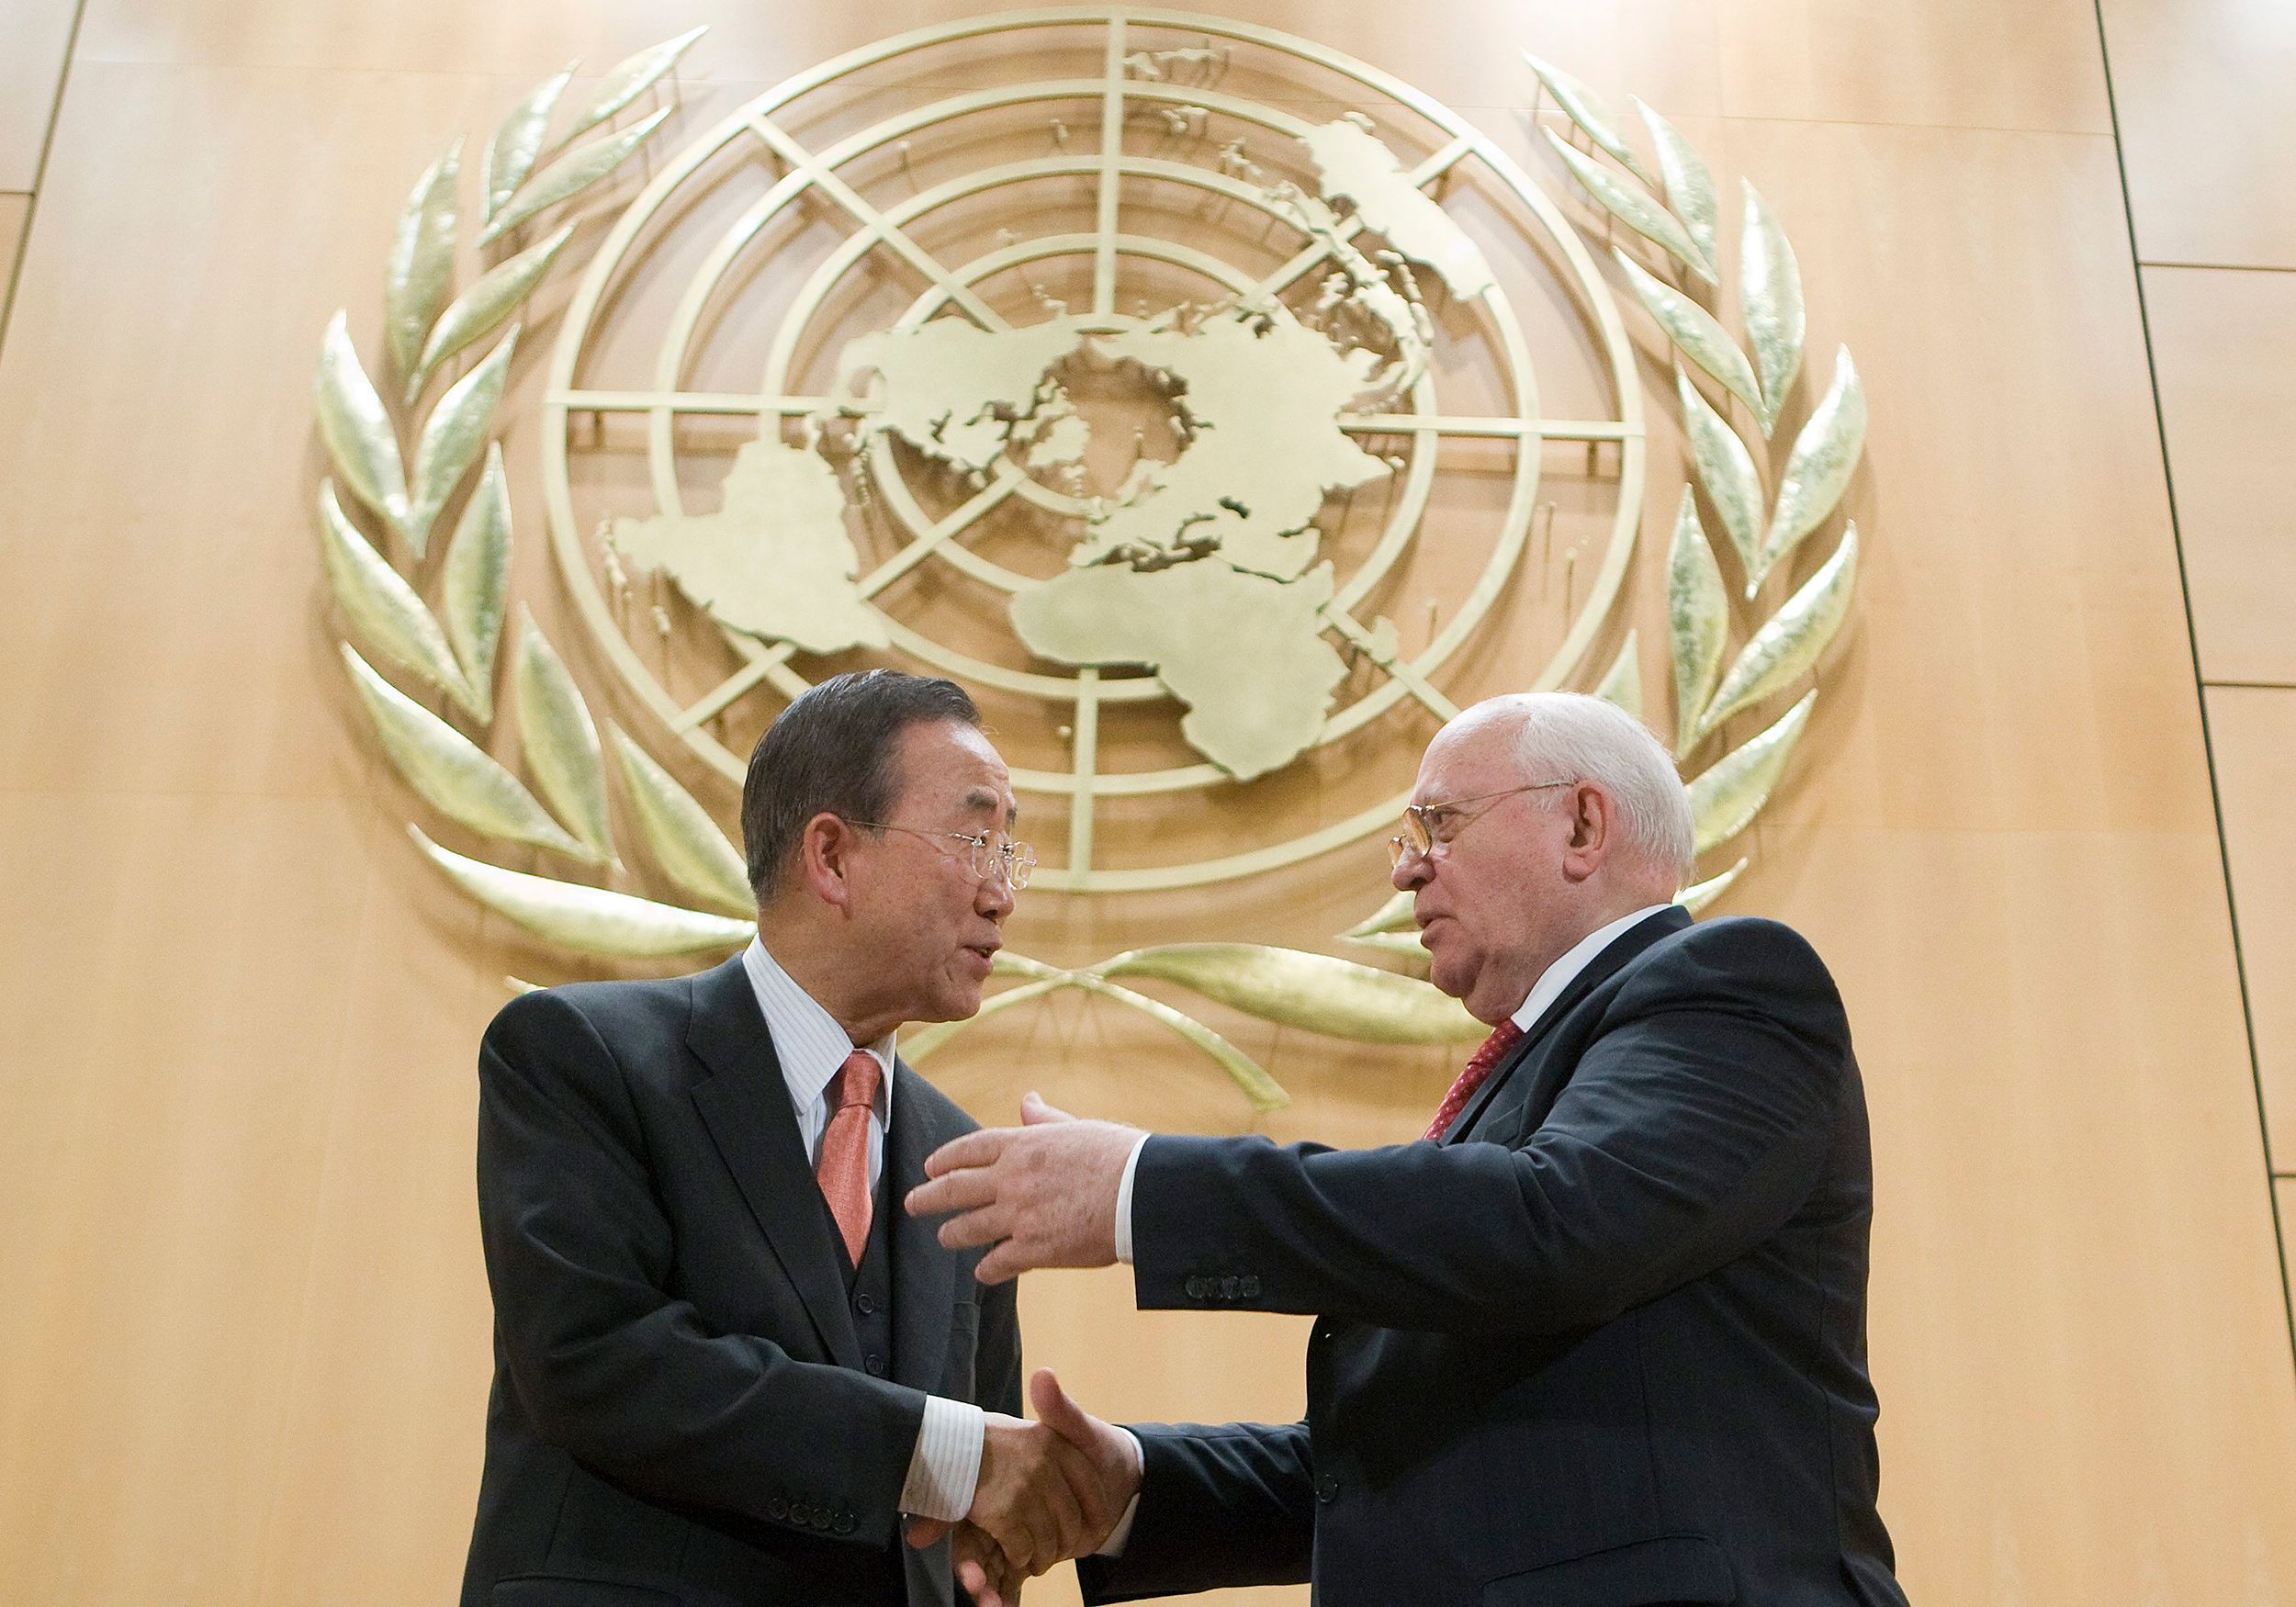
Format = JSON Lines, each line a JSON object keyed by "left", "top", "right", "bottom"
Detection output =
{"left": 2092, "top": 0, "right": 2296, "bottom": 1371}
{"left": 0, "top": 0, "right": 91, "bottom": 359}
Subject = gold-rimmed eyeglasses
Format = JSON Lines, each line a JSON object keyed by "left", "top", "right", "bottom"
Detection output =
{"left": 1387, "top": 780, "right": 1575, "bottom": 868}
{"left": 843, "top": 819, "right": 1037, "bottom": 890}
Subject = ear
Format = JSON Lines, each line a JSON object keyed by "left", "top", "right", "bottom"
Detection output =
{"left": 1559, "top": 782, "right": 1614, "bottom": 882}
{"left": 797, "top": 813, "right": 862, "bottom": 911}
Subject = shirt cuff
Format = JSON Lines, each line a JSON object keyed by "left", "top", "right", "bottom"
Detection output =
{"left": 1112, "top": 1133, "right": 1152, "bottom": 1264}
{"left": 899, "top": 1396, "right": 985, "bottom": 1523}
{"left": 1093, "top": 1429, "right": 1147, "bottom": 1556}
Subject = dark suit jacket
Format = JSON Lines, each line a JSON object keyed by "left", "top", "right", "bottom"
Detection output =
{"left": 460, "top": 955, "right": 1021, "bottom": 1607}
{"left": 1080, "top": 911, "right": 1907, "bottom": 1607}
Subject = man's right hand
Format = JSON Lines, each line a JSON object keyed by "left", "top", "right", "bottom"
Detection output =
{"left": 906, "top": 1367, "right": 1142, "bottom": 1596}
{"left": 950, "top": 1523, "right": 1025, "bottom": 1607}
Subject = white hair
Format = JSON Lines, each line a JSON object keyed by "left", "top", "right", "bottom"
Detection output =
{"left": 1452, "top": 691, "right": 1695, "bottom": 883}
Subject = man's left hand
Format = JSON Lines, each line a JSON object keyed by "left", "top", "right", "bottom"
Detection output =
{"left": 906, "top": 1094, "right": 1142, "bottom": 1284}
{"left": 948, "top": 1523, "right": 1023, "bottom": 1606}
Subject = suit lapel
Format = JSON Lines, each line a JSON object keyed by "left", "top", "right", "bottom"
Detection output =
{"left": 685, "top": 957, "right": 863, "bottom": 1369}
{"left": 1443, "top": 905, "right": 1694, "bottom": 1143}
{"left": 885, "top": 1063, "right": 960, "bottom": 1396}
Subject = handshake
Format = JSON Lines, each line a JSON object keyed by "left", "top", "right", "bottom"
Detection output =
{"left": 906, "top": 1367, "right": 1142, "bottom": 1605}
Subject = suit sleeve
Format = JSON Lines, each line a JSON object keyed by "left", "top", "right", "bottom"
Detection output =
{"left": 976, "top": 1266, "right": 1022, "bottom": 1417}
{"left": 478, "top": 988, "right": 926, "bottom": 1546}
{"left": 1130, "top": 921, "right": 1849, "bottom": 1334}
{"left": 1076, "top": 1421, "right": 1315, "bottom": 1602}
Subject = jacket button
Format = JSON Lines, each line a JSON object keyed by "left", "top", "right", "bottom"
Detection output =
{"left": 1185, "top": 1275, "right": 1210, "bottom": 1298}
{"left": 767, "top": 1497, "right": 789, "bottom": 1521}
{"left": 865, "top": 1352, "right": 886, "bottom": 1376}
{"left": 816, "top": 1508, "right": 834, "bottom": 1531}
{"left": 1217, "top": 1276, "right": 1238, "bottom": 1299}
{"left": 855, "top": 1292, "right": 877, "bottom": 1315}
{"left": 789, "top": 1501, "right": 810, "bottom": 1525}
{"left": 1315, "top": 1474, "right": 1340, "bottom": 1503}
{"left": 1238, "top": 1275, "right": 1261, "bottom": 1298}
{"left": 834, "top": 1510, "right": 856, "bottom": 1535}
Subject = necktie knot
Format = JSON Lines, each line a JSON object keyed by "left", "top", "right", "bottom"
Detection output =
{"left": 1466, "top": 1020, "right": 1524, "bottom": 1076}
{"left": 833, "top": 1050, "right": 882, "bottom": 1113}
{"left": 1423, "top": 1019, "right": 1525, "bottom": 1141}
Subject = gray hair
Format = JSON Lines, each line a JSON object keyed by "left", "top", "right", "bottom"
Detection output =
{"left": 741, "top": 669, "right": 982, "bottom": 905}
{"left": 1458, "top": 691, "right": 1695, "bottom": 883}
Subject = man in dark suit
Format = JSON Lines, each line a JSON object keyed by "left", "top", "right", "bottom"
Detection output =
{"left": 462, "top": 670, "right": 1110, "bottom": 1607}
{"left": 910, "top": 691, "right": 1909, "bottom": 1605}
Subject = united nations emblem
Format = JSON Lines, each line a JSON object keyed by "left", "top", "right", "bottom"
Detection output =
{"left": 312, "top": 10, "right": 1866, "bottom": 1108}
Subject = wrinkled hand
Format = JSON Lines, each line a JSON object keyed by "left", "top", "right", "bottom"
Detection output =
{"left": 906, "top": 1093, "right": 1143, "bottom": 1283}
{"left": 973, "top": 1403, "right": 1110, "bottom": 1574}
{"left": 906, "top": 1384, "right": 1109, "bottom": 1575}
{"left": 905, "top": 1369, "right": 1142, "bottom": 1603}
{"left": 1027, "top": 1365, "right": 1141, "bottom": 1555}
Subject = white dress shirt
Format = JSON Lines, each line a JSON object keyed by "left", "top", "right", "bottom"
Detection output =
{"left": 740, "top": 938, "right": 984, "bottom": 1525}
{"left": 1504, "top": 904, "right": 1677, "bottom": 1036}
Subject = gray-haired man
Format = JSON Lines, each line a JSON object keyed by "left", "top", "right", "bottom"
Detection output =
{"left": 910, "top": 691, "right": 1909, "bottom": 1606}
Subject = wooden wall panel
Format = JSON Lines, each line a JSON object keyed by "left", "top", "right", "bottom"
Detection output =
{"left": 0, "top": 0, "right": 78, "bottom": 190}
{"left": 249, "top": 834, "right": 500, "bottom": 1607}
{"left": 2, "top": 1, "right": 2293, "bottom": 1604}
{"left": 2099, "top": 0, "right": 2296, "bottom": 269}
{"left": 2144, "top": 265, "right": 2296, "bottom": 685}
{"left": 1707, "top": 122, "right": 2207, "bottom": 838}
{"left": 2283, "top": 1184, "right": 2296, "bottom": 1353}
{"left": 73, "top": 0, "right": 1724, "bottom": 119}
{"left": 1718, "top": 0, "right": 2109, "bottom": 132}
{"left": 1761, "top": 822, "right": 2296, "bottom": 1602}
{"left": 0, "top": 792, "right": 372, "bottom": 1602}
{"left": 0, "top": 62, "right": 519, "bottom": 801}
{"left": 2206, "top": 685, "right": 2296, "bottom": 1168}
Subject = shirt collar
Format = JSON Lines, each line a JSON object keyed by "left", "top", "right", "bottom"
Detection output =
{"left": 1508, "top": 904, "right": 1679, "bottom": 1035}
{"left": 741, "top": 937, "right": 895, "bottom": 1122}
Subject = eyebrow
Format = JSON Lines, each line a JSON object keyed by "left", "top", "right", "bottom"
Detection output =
{"left": 962, "top": 786, "right": 1019, "bottom": 828}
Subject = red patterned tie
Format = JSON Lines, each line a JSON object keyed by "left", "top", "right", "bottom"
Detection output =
{"left": 816, "top": 1051, "right": 883, "bottom": 1264}
{"left": 1423, "top": 1020, "right": 1525, "bottom": 1141}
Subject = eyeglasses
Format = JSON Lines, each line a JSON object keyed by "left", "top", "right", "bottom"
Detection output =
{"left": 1387, "top": 780, "right": 1574, "bottom": 868}
{"left": 843, "top": 820, "right": 1037, "bottom": 890}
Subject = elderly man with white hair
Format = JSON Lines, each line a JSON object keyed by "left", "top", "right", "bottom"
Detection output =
{"left": 907, "top": 692, "right": 1908, "bottom": 1607}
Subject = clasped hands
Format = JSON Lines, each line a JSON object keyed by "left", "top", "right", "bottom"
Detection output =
{"left": 905, "top": 1368, "right": 1139, "bottom": 1605}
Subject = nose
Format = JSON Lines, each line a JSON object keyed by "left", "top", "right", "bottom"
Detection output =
{"left": 1390, "top": 841, "right": 1431, "bottom": 893}
{"left": 976, "top": 869, "right": 1016, "bottom": 920}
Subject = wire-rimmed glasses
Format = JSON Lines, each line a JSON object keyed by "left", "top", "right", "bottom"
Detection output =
{"left": 843, "top": 820, "right": 1037, "bottom": 890}
{"left": 1386, "top": 780, "right": 1574, "bottom": 869}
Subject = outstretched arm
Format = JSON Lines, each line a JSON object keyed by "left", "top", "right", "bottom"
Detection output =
{"left": 911, "top": 923, "right": 1850, "bottom": 1335}
{"left": 1132, "top": 927, "right": 1847, "bottom": 1332}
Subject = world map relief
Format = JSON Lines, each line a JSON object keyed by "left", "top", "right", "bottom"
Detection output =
{"left": 607, "top": 118, "right": 1491, "bottom": 781}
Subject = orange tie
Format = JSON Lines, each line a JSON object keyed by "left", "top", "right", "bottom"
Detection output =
{"left": 1423, "top": 1020, "right": 1525, "bottom": 1141}
{"left": 817, "top": 1051, "right": 883, "bottom": 1264}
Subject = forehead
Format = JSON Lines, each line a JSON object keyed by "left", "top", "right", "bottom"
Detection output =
{"left": 892, "top": 719, "right": 1017, "bottom": 823}
{"left": 1413, "top": 717, "right": 1521, "bottom": 802}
